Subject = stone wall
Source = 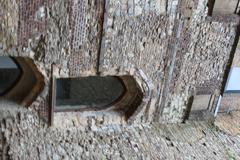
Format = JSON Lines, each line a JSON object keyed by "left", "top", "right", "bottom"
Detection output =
{"left": 0, "top": 103, "right": 240, "bottom": 159}
{"left": 163, "top": 15, "right": 239, "bottom": 122}
{"left": 0, "top": 0, "right": 239, "bottom": 125}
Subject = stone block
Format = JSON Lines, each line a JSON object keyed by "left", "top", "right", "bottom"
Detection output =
{"left": 191, "top": 95, "right": 212, "bottom": 111}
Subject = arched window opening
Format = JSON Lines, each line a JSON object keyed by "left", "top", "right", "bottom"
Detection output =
{"left": 0, "top": 57, "right": 22, "bottom": 96}
{"left": 0, "top": 56, "right": 44, "bottom": 106}
{"left": 53, "top": 75, "right": 143, "bottom": 120}
{"left": 55, "top": 76, "right": 126, "bottom": 111}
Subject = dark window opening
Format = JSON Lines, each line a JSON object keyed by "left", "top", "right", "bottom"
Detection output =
{"left": 53, "top": 75, "right": 143, "bottom": 120}
{"left": 0, "top": 56, "right": 44, "bottom": 107}
{"left": 0, "top": 57, "right": 22, "bottom": 96}
{"left": 55, "top": 76, "right": 126, "bottom": 111}
{"left": 207, "top": 0, "right": 215, "bottom": 16}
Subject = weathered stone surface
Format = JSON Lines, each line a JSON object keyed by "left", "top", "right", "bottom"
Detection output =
{"left": 0, "top": 103, "right": 240, "bottom": 159}
{"left": 1, "top": 1, "right": 240, "bottom": 159}
{"left": 0, "top": 0, "right": 239, "bottom": 125}
{"left": 215, "top": 111, "right": 240, "bottom": 136}
{"left": 220, "top": 93, "right": 240, "bottom": 112}
{"left": 69, "top": 0, "right": 105, "bottom": 76}
{"left": 162, "top": 2, "right": 239, "bottom": 122}
{"left": 0, "top": 0, "right": 18, "bottom": 54}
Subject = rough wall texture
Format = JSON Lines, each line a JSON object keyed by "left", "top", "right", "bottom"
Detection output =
{"left": 0, "top": 0, "right": 19, "bottom": 53}
{"left": 1, "top": 103, "right": 240, "bottom": 159}
{"left": 0, "top": 0, "right": 240, "bottom": 126}
{"left": 164, "top": 19, "right": 238, "bottom": 122}
{"left": 162, "top": 1, "right": 239, "bottom": 122}
{"left": 69, "top": 0, "right": 104, "bottom": 76}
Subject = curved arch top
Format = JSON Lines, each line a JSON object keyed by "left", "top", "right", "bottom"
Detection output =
{"left": 0, "top": 57, "right": 22, "bottom": 96}
{"left": 0, "top": 57, "right": 44, "bottom": 107}
{"left": 54, "top": 75, "right": 143, "bottom": 120}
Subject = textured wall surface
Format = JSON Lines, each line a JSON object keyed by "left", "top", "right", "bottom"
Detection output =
{"left": 0, "top": 103, "right": 240, "bottom": 159}
{"left": 1, "top": 1, "right": 240, "bottom": 159}
{"left": 0, "top": 0, "right": 239, "bottom": 125}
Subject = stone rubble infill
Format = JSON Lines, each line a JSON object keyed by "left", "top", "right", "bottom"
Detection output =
{"left": 0, "top": 103, "right": 240, "bottom": 160}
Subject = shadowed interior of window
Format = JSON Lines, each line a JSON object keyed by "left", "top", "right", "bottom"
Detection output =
{"left": 0, "top": 57, "right": 21, "bottom": 96}
{"left": 55, "top": 76, "right": 126, "bottom": 111}
{"left": 0, "top": 56, "right": 44, "bottom": 107}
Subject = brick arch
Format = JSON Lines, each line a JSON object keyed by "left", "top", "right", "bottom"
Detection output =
{"left": 109, "top": 76, "right": 143, "bottom": 120}
{"left": 4, "top": 57, "right": 44, "bottom": 107}
{"left": 51, "top": 75, "right": 144, "bottom": 126}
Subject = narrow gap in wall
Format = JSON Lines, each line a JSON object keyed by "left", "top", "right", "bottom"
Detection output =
{"left": 182, "top": 95, "right": 194, "bottom": 122}
{"left": 207, "top": 0, "right": 215, "bottom": 16}
{"left": 96, "top": 0, "right": 106, "bottom": 74}
{"left": 234, "top": 0, "right": 240, "bottom": 14}
{"left": 0, "top": 132, "right": 10, "bottom": 160}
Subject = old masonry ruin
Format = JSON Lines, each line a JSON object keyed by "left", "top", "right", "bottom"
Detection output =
{"left": 1, "top": 0, "right": 240, "bottom": 159}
